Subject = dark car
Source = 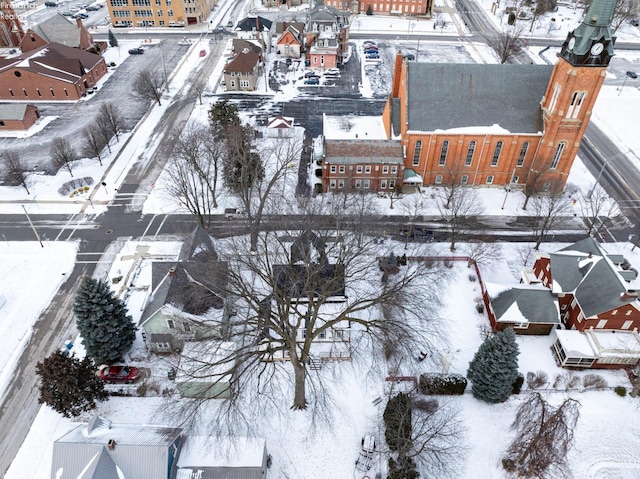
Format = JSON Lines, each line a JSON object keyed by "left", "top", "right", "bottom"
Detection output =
{"left": 72, "top": 12, "right": 88, "bottom": 18}
{"left": 304, "top": 71, "right": 320, "bottom": 79}
{"left": 365, "top": 53, "right": 380, "bottom": 59}
{"left": 99, "top": 366, "right": 140, "bottom": 384}
{"left": 44, "top": 1, "right": 58, "bottom": 6}
{"left": 364, "top": 49, "right": 379, "bottom": 55}
{"left": 627, "top": 70, "right": 638, "bottom": 79}
{"left": 86, "top": 5, "right": 101, "bottom": 10}
{"left": 128, "top": 48, "right": 144, "bottom": 55}
{"left": 304, "top": 78, "right": 320, "bottom": 85}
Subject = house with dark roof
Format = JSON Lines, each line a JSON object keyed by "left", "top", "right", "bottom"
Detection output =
{"left": 531, "top": 237, "right": 640, "bottom": 333}
{"left": 305, "top": 3, "right": 349, "bottom": 69}
{"left": 235, "top": 16, "right": 272, "bottom": 53}
{"left": 20, "top": 15, "right": 101, "bottom": 53}
{"left": 377, "top": 0, "right": 614, "bottom": 190}
{"left": 51, "top": 416, "right": 182, "bottom": 479}
{"left": 0, "top": 42, "right": 107, "bottom": 101}
{"left": 223, "top": 51, "right": 262, "bottom": 92}
{"left": 484, "top": 283, "right": 560, "bottom": 335}
{"left": 0, "top": 103, "right": 40, "bottom": 130}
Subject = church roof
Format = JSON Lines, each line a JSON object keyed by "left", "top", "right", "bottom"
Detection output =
{"left": 405, "top": 63, "right": 553, "bottom": 134}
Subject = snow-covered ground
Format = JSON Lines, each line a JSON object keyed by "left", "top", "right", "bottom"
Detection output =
{"left": 2, "top": 2, "right": 640, "bottom": 478}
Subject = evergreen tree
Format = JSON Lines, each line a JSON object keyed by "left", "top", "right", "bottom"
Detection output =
{"left": 73, "top": 277, "right": 137, "bottom": 364}
{"left": 36, "top": 350, "right": 108, "bottom": 418}
{"left": 108, "top": 30, "right": 118, "bottom": 48}
{"left": 384, "top": 392, "right": 413, "bottom": 451}
{"left": 467, "top": 327, "right": 519, "bottom": 403}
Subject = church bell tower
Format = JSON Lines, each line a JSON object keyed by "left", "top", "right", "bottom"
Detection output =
{"left": 535, "top": 0, "right": 616, "bottom": 186}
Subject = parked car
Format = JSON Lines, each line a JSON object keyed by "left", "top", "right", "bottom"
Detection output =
{"left": 72, "top": 12, "right": 88, "bottom": 18}
{"left": 363, "top": 44, "right": 378, "bottom": 51}
{"left": 86, "top": 5, "right": 101, "bottom": 10}
{"left": 364, "top": 49, "right": 379, "bottom": 55}
{"left": 365, "top": 53, "right": 380, "bottom": 59}
{"left": 44, "top": 0, "right": 58, "bottom": 6}
{"left": 403, "top": 53, "right": 416, "bottom": 61}
{"left": 224, "top": 208, "right": 246, "bottom": 219}
{"left": 627, "top": 70, "right": 638, "bottom": 79}
{"left": 630, "top": 18, "right": 639, "bottom": 26}
{"left": 226, "top": 20, "right": 233, "bottom": 27}
{"left": 128, "top": 48, "right": 144, "bottom": 54}
{"left": 61, "top": 11, "right": 73, "bottom": 15}
{"left": 99, "top": 365, "right": 140, "bottom": 384}
{"left": 304, "top": 77, "right": 320, "bottom": 85}
{"left": 363, "top": 40, "right": 377, "bottom": 46}
{"left": 304, "top": 71, "right": 320, "bottom": 79}
{"left": 326, "top": 67, "right": 340, "bottom": 75}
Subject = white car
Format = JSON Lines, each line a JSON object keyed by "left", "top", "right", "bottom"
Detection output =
{"left": 326, "top": 67, "right": 340, "bottom": 75}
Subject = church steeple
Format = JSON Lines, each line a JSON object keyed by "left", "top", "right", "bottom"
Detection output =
{"left": 559, "top": 0, "right": 616, "bottom": 66}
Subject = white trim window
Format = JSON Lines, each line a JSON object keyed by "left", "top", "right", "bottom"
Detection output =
{"left": 551, "top": 142, "right": 565, "bottom": 169}
{"left": 413, "top": 141, "right": 422, "bottom": 166}
{"left": 566, "top": 91, "right": 586, "bottom": 119}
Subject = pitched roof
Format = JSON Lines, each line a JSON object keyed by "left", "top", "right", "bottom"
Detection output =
{"left": 0, "top": 42, "right": 102, "bottom": 83}
{"left": 549, "top": 238, "right": 636, "bottom": 317}
{"left": 324, "top": 139, "right": 404, "bottom": 165}
{"left": 232, "top": 38, "right": 263, "bottom": 55}
{"left": 488, "top": 284, "right": 559, "bottom": 324}
{"left": 236, "top": 16, "right": 272, "bottom": 32}
{"left": 405, "top": 63, "right": 553, "bottom": 134}
{"left": 275, "top": 21, "right": 304, "bottom": 34}
{"left": 308, "top": 4, "right": 349, "bottom": 24}
{"left": 224, "top": 51, "right": 260, "bottom": 73}
{"left": 27, "top": 13, "right": 84, "bottom": 47}
{"left": 274, "top": 263, "right": 346, "bottom": 299}
{"left": 267, "top": 115, "right": 294, "bottom": 128}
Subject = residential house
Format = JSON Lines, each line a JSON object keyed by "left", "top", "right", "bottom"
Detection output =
{"left": 20, "top": 15, "right": 102, "bottom": 53}
{"left": 175, "top": 341, "right": 235, "bottom": 398}
{"left": 305, "top": 3, "right": 350, "bottom": 68}
{"left": 551, "top": 328, "right": 640, "bottom": 369}
{"left": 107, "top": 0, "right": 215, "bottom": 27}
{"left": 223, "top": 51, "right": 263, "bottom": 92}
{"left": 0, "top": 103, "right": 40, "bottom": 130}
{"left": 0, "top": 42, "right": 107, "bottom": 101}
{"left": 51, "top": 416, "right": 182, "bottom": 479}
{"left": 176, "top": 436, "right": 269, "bottom": 479}
{"left": 140, "top": 260, "right": 228, "bottom": 354}
{"left": 356, "top": 0, "right": 432, "bottom": 15}
{"left": 235, "top": 16, "right": 273, "bottom": 53}
{"left": 0, "top": 3, "right": 24, "bottom": 47}
{"left": 266, "top": 115, "right": 294, "bottom": 137}
{"left": 276, "top": 24, "right": 303, "bottom": 58}
{"left": 263, "top": 0, "right": 308, "bottom": 7}
{"left": 379, "top": 0, "right": 614, "bottom": 189}
{"left": 531, "top": 237, "right": 640, "bottom": 333}
{"left": 484, "top": 283, "right": 560, "bottom": 335}
{"left": 322, "top": 139, "right": 404, "bottom": 193}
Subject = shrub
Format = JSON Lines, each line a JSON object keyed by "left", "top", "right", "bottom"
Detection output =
{"left": 412, "top": 397, "right": 439, "bottom": 414}
{"left": 468, "top": 274, "right": 477, "bottom": 282}
{"left": 419, "top": 373, "right": 467, "bottom": 395}
{"left": 615, "top": 386, "right": 627, "bottom": 397}
{"left": 512, "top": 373, "right": 524, "bottom": 394}
{"left": 526, "top": 370, "right": 549, "bottom": 390}
{"left": 476, "top": 302, "right": 485, "bottom": 314}
{"left": 582, "top": 374, "right": 607, "bottom": 390}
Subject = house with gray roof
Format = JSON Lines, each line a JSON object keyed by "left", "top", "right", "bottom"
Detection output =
{"left": 305, "top": 3, "right": 349, "bottom": 68}
{"left": 51, "top": 416, "right": 182, "bottom": 479}
{"left": 532, "top": 237, "right": 640, "bottom": 334}
{"left": 20, "top": 14, "right": 101, "bottom": 53}
{"left": 0, "top": 103, "right": 40, "bottom": 130}
{"left": 235, "top": 16, "right": 272, "bottom": 53}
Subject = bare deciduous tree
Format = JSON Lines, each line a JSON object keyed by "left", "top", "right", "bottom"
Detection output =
{"left": 164, "top": 124, "right": 223, "bottom": 227}
{"left": 462, "top": 239, "right": 503, "bottom": 268}
{"left": 81, "top": 123, "right": 108, "bottom": 166}
{"left": 502, "top": 393, "right": 581, "bottom": 479}
{"left": 131, "top": 69, "right": 164, "bottom": 106}
{"left": 488, "top": 28, "right": 524, "bottom": 63}
{"left": 530, "top": 0, "right": 557, "bottom": 31}
{"left": 97, "top": 102, "right": 125, "bottom": 142}
{"left": 3, "top": 150, "right": 31, "bottom": 194}
{"left": 577, "top": 183, "right": 621, "bottom": 236}
{"left": 400, "top": 194, "right": 426, "bottom": 249}
{"left": 203, "top": 222, "right": 446, "bottom": 412}
{"left": 50, "top": 137, "right": 77, "bottom": 177}
{"left": 437, "top": 186, "right": 483, "bottom": 251}
{"left": 530, "top": 182, "right": 576, "bottom": 250}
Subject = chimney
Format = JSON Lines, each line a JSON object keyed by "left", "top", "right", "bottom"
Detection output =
{"left": 107, "top": 439, "right": 116, "bottom": 450}
{"left": 168, "top": 267, "right": 176, "bottom": 277}
{"left": 76, "top": 18, "right": 83, "bottom": 28}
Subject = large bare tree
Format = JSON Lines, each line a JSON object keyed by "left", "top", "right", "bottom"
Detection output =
{"left": 81, "top": 123, "right": 108, "bottom": 166}
{"left": 3, "top": 150, "right": 31, "bottom": 194}
{"left": 437, "top": 186, "right": 483, "bottom": 251}
{"left": 577, "top": 183, "right": 621, "bottom": 236}
{"left": 489, "top": 28, "right": 525, "bottom": 63}
{"left": 131, "top": 69, "right": 164, "bottom": 106}
{"left": 530, "top": 182, "right": 576, "bottom": 250}
{"left": 502, "top": 393, "right": 581, "bottom": 479}
{"left": 198, "top": 222, "right": 446, "bottom": 413}
{"left": 164, "top": 124, "right": 223, "bottom": 227}
{"left": 50, "top": 137, "right": 77, "bottom": 177}
{"left": 97, "top": 101, "right": 125, "bottom": 142}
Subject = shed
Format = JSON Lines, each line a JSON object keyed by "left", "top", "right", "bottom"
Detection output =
{"left": 176, "top": 436, "right": 268, "bottom": 479}
{"left": 0, "top": 103, "right": 40, "bottom": 130}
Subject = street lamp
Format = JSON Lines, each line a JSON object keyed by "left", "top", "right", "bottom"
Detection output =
{"left": 588, "top": 149, "right": 639, "bottom": 198}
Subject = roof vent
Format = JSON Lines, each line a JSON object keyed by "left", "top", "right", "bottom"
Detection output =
{"left": 108, "top": 439, "right": 116, "bottom": 450}
{"left": 169, "top": 267, "right": 176, "bottom": 277}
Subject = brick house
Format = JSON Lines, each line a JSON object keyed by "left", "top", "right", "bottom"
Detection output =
{"left": 223, "top": 51, "right": 263, "bottom": 92}
{"left": 355, "top": 0, "right": 432, "bottom": 15}
{"left": 305, "top": 3, "right": 349, "bottom": 69}
{"left": 0, "top": 42, "right": 107, "bottom": 101}
{"left": 0, "top": 103, "right": 40, "bottom": 130}
{"left": 381, "top": 0, "right": 614, "bottom": 190}
{"left": 321, "top": 139, "right": 404, "bottom": 193}
{"left": 531, "top": 237, "right": 640, "bottom": 333}
{"left": 20, "top": 15, "right": 102, "bottom": 53}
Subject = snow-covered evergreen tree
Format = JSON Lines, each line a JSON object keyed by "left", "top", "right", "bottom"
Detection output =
{"left": 73, "top": 277, "right": 136, "bottom": 364}
{"left": 467, "top": 327, "right": 519, "bottom": 403}
{"left": 108, "top": 30, "right": 118, "bottom": 47}
{"left": 36, "top": 350, "right": 108, "bottom": 417}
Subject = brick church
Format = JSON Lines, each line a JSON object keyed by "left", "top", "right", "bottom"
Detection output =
{"left": 321, "top": 0, "right": 615, "bottom": 194}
